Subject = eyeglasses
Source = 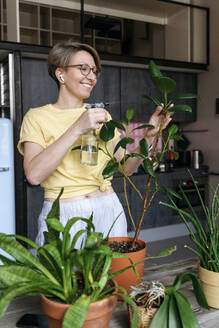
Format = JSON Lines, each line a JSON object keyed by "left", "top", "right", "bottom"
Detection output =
{"left": 64, "top": 64, "right": 100, "bottom": 78}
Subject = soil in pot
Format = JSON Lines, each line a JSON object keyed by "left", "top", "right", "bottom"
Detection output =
{"left": 108, "top": 237, "right": 147, "bottom": 293}
{"left": 109, "top": 240, "right": 144, "bottom": 253}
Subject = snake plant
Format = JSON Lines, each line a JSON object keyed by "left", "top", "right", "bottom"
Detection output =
{"left": 130, "top": 272, "right": 209, "bottom": 328}
{"left": 0, "top": 188, "right": 140, "bottom": 328}
{"left": 160, "top": 170, "right": 219, "bottom": 272}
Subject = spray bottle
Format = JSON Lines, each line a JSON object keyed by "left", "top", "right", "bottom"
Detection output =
{"left": 80, "top": 102, "right": 107, "bottom": 166}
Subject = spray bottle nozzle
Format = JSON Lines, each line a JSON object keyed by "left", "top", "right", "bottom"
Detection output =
{"left": 85, "top": 102, "right": 109, "bottom": 109}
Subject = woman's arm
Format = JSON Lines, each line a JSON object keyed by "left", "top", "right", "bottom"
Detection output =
{"left": 113, "top": 106, "right": 172, "bottom": 176}
{"left": 23, "top": 108, "right": 108, "bottom": 185}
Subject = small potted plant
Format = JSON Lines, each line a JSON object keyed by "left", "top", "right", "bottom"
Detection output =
{"left": 129, "top": 271, "right": 209, "bottom": 328}
{"left": 160, "top": 169, "right": 219, "bottom": 309}
{"left": 0, "top": 188, "right": 140, "bottom": 328}
{"left": 99, "top": 60, "right": 198, "bottom": 290}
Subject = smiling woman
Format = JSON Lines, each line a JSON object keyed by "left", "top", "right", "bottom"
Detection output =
{"left": 17, "top": 39, "right": 171, "bottom": 247}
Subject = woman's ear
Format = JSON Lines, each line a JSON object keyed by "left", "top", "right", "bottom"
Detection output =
{"left": 56, "top": 69, "right": 65, "bottom": 83}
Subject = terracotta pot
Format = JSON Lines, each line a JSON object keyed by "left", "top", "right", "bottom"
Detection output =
{"left": 109, "top": 237, "right": 146, "bottom": 293}
{"left": 40, "top": 291, "right": 118, "bottom": 328}
{"left": 198, "top": 263, "right": 219, "bottom": 309}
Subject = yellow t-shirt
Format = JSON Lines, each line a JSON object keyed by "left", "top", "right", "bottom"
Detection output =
{"left": 17, "top": 104, "right": 120, "bottom": 199}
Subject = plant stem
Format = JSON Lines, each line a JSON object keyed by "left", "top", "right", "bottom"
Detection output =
{"left": 132, "top": 111, "right": 166, "bottom": 246}
{"left": 123, "top": 175, "right": 136, "bottom": 231}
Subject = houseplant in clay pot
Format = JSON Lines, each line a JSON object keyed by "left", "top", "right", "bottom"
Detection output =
{"left": 0, "top": 189, "right": 140, "bottom": 328}
{"left": 99, "top": 60, "right": 199, "bottom": 291}
{"left": 128, "top": 271, "right": 209, "bottom": 328}
{"left": 160, "top": 169, "right": 219, "bottom": 309}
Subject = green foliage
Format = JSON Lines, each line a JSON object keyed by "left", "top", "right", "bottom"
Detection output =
{"left": 160, "top": 170, "right": 219, "bottom": 272}
{"left": 130, "top": 272, "right": 209, "bottom": 328}
{"left": 99, "top": 60, "right": 198, "bottom": 240}
{"left": 0, "top": 189, "right": 140, "bottom": 328}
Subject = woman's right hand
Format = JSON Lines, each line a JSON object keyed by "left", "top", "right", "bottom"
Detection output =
{"left": 73, "top": 107, "right": 108, "bottom": 135}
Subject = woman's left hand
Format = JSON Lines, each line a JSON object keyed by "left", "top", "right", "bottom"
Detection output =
{"left": 145, "top": 105, "right": 172, "bottom": 139}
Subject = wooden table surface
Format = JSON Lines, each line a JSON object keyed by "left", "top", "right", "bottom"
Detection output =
{"left": 1, "top": 258, "right": 219, "bottom": 328}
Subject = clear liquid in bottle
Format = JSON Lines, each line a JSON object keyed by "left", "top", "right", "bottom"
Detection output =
{"left": 80, "top": 131, "right": 98, "bottom": 166}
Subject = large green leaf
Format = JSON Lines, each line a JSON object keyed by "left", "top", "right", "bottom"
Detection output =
{"left": 102, "top": 159, "right": 119, "bottom": 179}
{"left": 171, "top": 93, "right": 200, "bottom": 102}
{"left": 168, "top": 124, "right": 179, "bottom": 136}
{"left": 168, "top": 104, "right": 192, "bottom": 112}
{"left": 110, "top": 120, "right": 126, "bottom": 131}
{"left": 0, "top": 282, "right": 63, "bottom": 320}
{"left": 168, "top": 294, "right": 182, "bottom": 328}
{"left": 37, "top": 247, "right": 63, "bottom": 284}
{"left": 114, "top": 137, "right": 134, "bottom": 154}
{"left": 0, "top": 265, "right": 51, "bottom": 287}
{"left": 62, "top": 294, "right": 91, "bottom": 328}
{"left": 174, "top": 291, "right": 200, "bottom": 328}
{"left": 47, "top": 188, "right": 63, "bottom": 219}
{"left": 46, "top": 218, "right": 64, "bottom": 232}
{"left": 99, "top": 121, "right": 115, "bottom": 142}
{"left": 133, "top": 124, "right": 154, "bottom": 131}
{"left": 0, "top": 234, "right": 59, "bottom": 285}
{"left": 39, "top": 243, "right": 63, "bottom": 273}
{"left": 143, "top": 158, "right": 155, "bottom": 177}
{"left": 149, "top": 60, "right": 163, "bottom": 78}
{"left": 44, "top": 188, "right": 63, "bottom": 245}
{"left": 142, "top": 94, "right": 162, "bottom": 107}
{"left": 172, "top": 273, "right": 209, "bottom": 309}
{"left": 149, "top": 294, "right": 169, "bottom": 328}
{"left": 146, "top": 246, "right": 176, "bottom": 260}
{"left": 152, "top": 76, "right": 176, "bottom": 94}
{"left": 139, "top": 138, "right": 148, "bottom": 156}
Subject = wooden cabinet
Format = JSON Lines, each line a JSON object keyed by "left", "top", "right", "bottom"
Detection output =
{"left": 120, "top": 66, "right": 197, "bottom": 123}
{"left": 120, "top": 67, "right": 157, "bottom": 122}
{"left": 86, "top": 65, "right": 121, "bottom": 120}
{"left": 18, "top": 2, "right": 121, "bottom": 52}
{"left": 4, "top": 0, "right": 209, "bottom": 69}
{"left": 164, "top": 70, "right": 198, "bottom": 122}
{"left": 112, "top": 168, "right": 207, "bottom": 232}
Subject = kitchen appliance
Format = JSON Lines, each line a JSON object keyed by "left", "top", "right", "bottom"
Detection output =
{"left": 0, "top": 52, "right": 16, "bottom": 257}
{"left": 191, "top": 149, "right": 204, "bottom": 169}
{"left": 172, "top": 174, "right": 208, "bottom": 221}
{"left": 0, "top": 118, "right": 15, "bottom": 237}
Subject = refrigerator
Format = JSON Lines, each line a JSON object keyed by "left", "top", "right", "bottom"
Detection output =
{"left": 0, "top": 118, "right": 15, "bottom": 237}
{"left": 0, "top": 52, "right": 16, "bottom": 252}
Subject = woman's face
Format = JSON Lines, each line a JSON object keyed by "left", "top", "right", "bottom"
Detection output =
{"left": 61, "top": 50, "right": 98, "bottom": 100}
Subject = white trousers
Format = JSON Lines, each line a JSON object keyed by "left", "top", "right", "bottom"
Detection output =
{"left": 36, "top": 192, "right": 127, "bottom": 248}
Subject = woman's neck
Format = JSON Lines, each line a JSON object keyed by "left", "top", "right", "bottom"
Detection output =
{"left": 54, "top": 93, "right": 83, "bottom": 110}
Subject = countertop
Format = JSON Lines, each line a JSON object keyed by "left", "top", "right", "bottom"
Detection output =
{"left": 1, "top": 258, "right": 219, "bottom": 328}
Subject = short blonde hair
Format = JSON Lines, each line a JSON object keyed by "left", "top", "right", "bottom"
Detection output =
{"left": 48, "top": 40, "right": 101, "bottom": 87}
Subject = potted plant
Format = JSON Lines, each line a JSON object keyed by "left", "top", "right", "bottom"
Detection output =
{"left": 128, "top": 271, "right": 209, "bottom": 328}
{"left": 99, "top": 60, "right": 198, "bottom": 289}
{"left": 160, "top": 169, "right": 219, "bottom": 309}
{"left": 0, "top": 188, "right": 140, "bottom": 328}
